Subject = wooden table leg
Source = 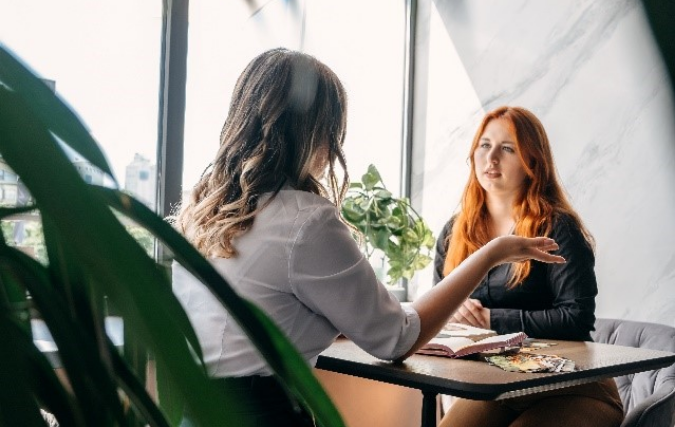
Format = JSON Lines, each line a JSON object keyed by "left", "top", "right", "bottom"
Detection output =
{"left": 421, "top": 390, "right": 437, "bottom": 427}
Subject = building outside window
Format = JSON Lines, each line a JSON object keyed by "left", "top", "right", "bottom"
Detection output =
{"left": 0, "top": 0, "right": 162, "bottom": 259}
{"left": 125, "top": 153, "right": 157, "bottom": 211}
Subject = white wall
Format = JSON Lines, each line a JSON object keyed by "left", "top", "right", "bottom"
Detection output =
{"left": 410, "top": 0, "right": 675, "bottom": 327}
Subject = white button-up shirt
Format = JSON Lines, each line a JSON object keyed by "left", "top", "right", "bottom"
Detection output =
{"left": 172, "top": 188, "right": 420, "bottom": 377}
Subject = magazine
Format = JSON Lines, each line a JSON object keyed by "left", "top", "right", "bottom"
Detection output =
{"left": 417, "top": 332, "right": 527, "bottom": 358}
{"left": 485, "top": 352, "right": 576, "bottom": 373}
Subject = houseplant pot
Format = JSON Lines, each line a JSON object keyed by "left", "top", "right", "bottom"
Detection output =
{"left": 341, "top": 164, "right": 434, "bottom": 302}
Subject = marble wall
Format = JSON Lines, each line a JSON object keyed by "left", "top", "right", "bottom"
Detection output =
{"left": 409, "top": 0, "right": 675, "bottom": 327}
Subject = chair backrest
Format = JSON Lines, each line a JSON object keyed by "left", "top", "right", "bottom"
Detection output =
{"left": 592, "top": 318, "right": 675, "bottom": 427}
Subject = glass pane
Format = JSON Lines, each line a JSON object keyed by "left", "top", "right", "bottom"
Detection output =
{"left": 184, "top": 0, "right": 405, "bottom": 196}
{"left": 0, "top": 0, "right": 163, "bottom": 259}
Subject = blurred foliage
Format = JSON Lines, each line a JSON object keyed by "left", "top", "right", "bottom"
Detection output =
{"left": 0, "top": 43, "right": 344, "bottom": 427}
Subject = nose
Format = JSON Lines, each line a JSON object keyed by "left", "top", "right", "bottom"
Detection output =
{"left": 486, "top": 147, "right": 499, "bottom": 165}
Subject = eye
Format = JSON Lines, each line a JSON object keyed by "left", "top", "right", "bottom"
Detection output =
{"left": 502, "top": 146, "right": 515, "bottom": 153}
{"left": 479, "top": 142, "right": 490, "bottom": 149}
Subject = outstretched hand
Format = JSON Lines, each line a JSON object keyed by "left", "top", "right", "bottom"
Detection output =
{"left": 487, "top": 235, "right": 565, "bottom": 266}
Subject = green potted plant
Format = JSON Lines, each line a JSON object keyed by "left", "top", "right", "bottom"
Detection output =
{"left": 0, "top": 45, "right": 344, "bottom": 427}
{"left": 341, "top": 164, "right": 435, "bottom": 301}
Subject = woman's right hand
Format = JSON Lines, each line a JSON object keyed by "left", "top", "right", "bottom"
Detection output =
{"left": 486, "top": 236, "right": 565, "bottom": 266}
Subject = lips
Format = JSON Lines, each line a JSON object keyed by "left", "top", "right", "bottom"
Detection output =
{"left": 485, "top": 169, "right": 501, "bottom": 177}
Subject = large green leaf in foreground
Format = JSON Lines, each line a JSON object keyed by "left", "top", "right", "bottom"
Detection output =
{"left": 0, "top": 44, "right": 344, "bottom": 427}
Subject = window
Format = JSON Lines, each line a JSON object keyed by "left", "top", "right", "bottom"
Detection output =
{"left": 0, "top": 0, "right": 163, "bottom": 260}
{"left": 183, "top": 0, "right": 406, "bottom": 196}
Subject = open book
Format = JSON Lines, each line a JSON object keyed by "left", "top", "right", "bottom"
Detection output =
{"left": 417, "top": 332, "right": 527, "bottom": 358}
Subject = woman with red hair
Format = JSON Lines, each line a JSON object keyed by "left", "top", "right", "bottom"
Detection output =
{"left": 434, "top": 106, "right": 623, "bottom": 427}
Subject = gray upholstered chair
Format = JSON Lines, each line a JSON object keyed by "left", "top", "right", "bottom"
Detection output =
{"left": 592, "top": 318, "right": 675, "bottom": 427}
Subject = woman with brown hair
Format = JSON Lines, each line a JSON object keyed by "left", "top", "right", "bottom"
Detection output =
{"left": 434, "top": 106, "right": 623, "bottom": 427}
{"left": 172, "top": 51, "right": 565, "bottom": 426}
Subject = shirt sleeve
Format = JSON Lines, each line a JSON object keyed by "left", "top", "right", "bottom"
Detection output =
{"left": 432, "top": 219, "right": 453, "bottom": 286}
{"left": 288, "top": 203, "right": 420, "bottom": 361}
{"left": 489, "top": 216, "right": 597, "bottom": 340}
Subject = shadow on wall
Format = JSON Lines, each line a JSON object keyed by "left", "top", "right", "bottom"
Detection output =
{"left": 642, "top": 0, "right": 675, "bottom": 96}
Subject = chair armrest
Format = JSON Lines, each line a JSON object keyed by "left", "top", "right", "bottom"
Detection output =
{"left": 621, "top": 385, "right": 675, "bottom": 427}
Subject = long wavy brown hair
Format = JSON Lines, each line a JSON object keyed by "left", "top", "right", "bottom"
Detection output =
{"left": 173, "top": 48, "right": 349, "bottom": 258}
{"left": 444, "top": 106, "right": 594, "bottom": 287}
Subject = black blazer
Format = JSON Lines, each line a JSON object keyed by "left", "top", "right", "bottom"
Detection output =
{"left": 433, "top": 214, "right": 597, "bottom": 341}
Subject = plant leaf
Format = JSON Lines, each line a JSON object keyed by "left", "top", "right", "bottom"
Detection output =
{"left": 94, "top": 186, "right": 346, "bottom": 427}
{"left": 0, "top": 312, "right": 49, "bottom": 427}
{"left": 5, "top": 311, "right": 85, "bottom": 427}
{"left": 0, "top": 242, "right": 126, "bottom": 425}
{"left": 375, "top": 189, "right": 392, "bottom": 200}
{"left": 108, "top": 338, "right": 171, "bottom": 427}
{"left": 362, "top": 165, "right": 382, "bottom": 190}
{"left": 0, "top": 86, "right": 238, "bottom": 426}
{"left": 372, "top": 228, "right": 391, "bottom": 251}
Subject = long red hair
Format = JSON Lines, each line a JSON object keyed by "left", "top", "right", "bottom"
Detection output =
{"left": 444, "top": 106, "right": 593, "bottom": 287}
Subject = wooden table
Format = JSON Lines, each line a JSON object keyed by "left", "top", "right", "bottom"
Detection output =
{"left": 316, "top": 337, "right": 675, "bottom": 427}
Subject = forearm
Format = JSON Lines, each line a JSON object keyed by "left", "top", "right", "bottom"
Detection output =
{"left": 491, "top": 303, "right": 596, "bottom": 340}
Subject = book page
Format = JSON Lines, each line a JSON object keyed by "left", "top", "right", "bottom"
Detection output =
{"left": 474, "top": 333, "right": 523, "bottom": 346}
{"left": 425, "top": 336, "right": 476, "bottom": 353}
{"left": 423, "top": 333, "right": 475, "bottom": 355}
{"left": 442, "top": 322, "right": 497, "bottom": 340}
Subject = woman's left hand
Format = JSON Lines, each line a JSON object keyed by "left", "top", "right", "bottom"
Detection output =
{"left": 450, "top": 298, "right": 491, "bottom": 329}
